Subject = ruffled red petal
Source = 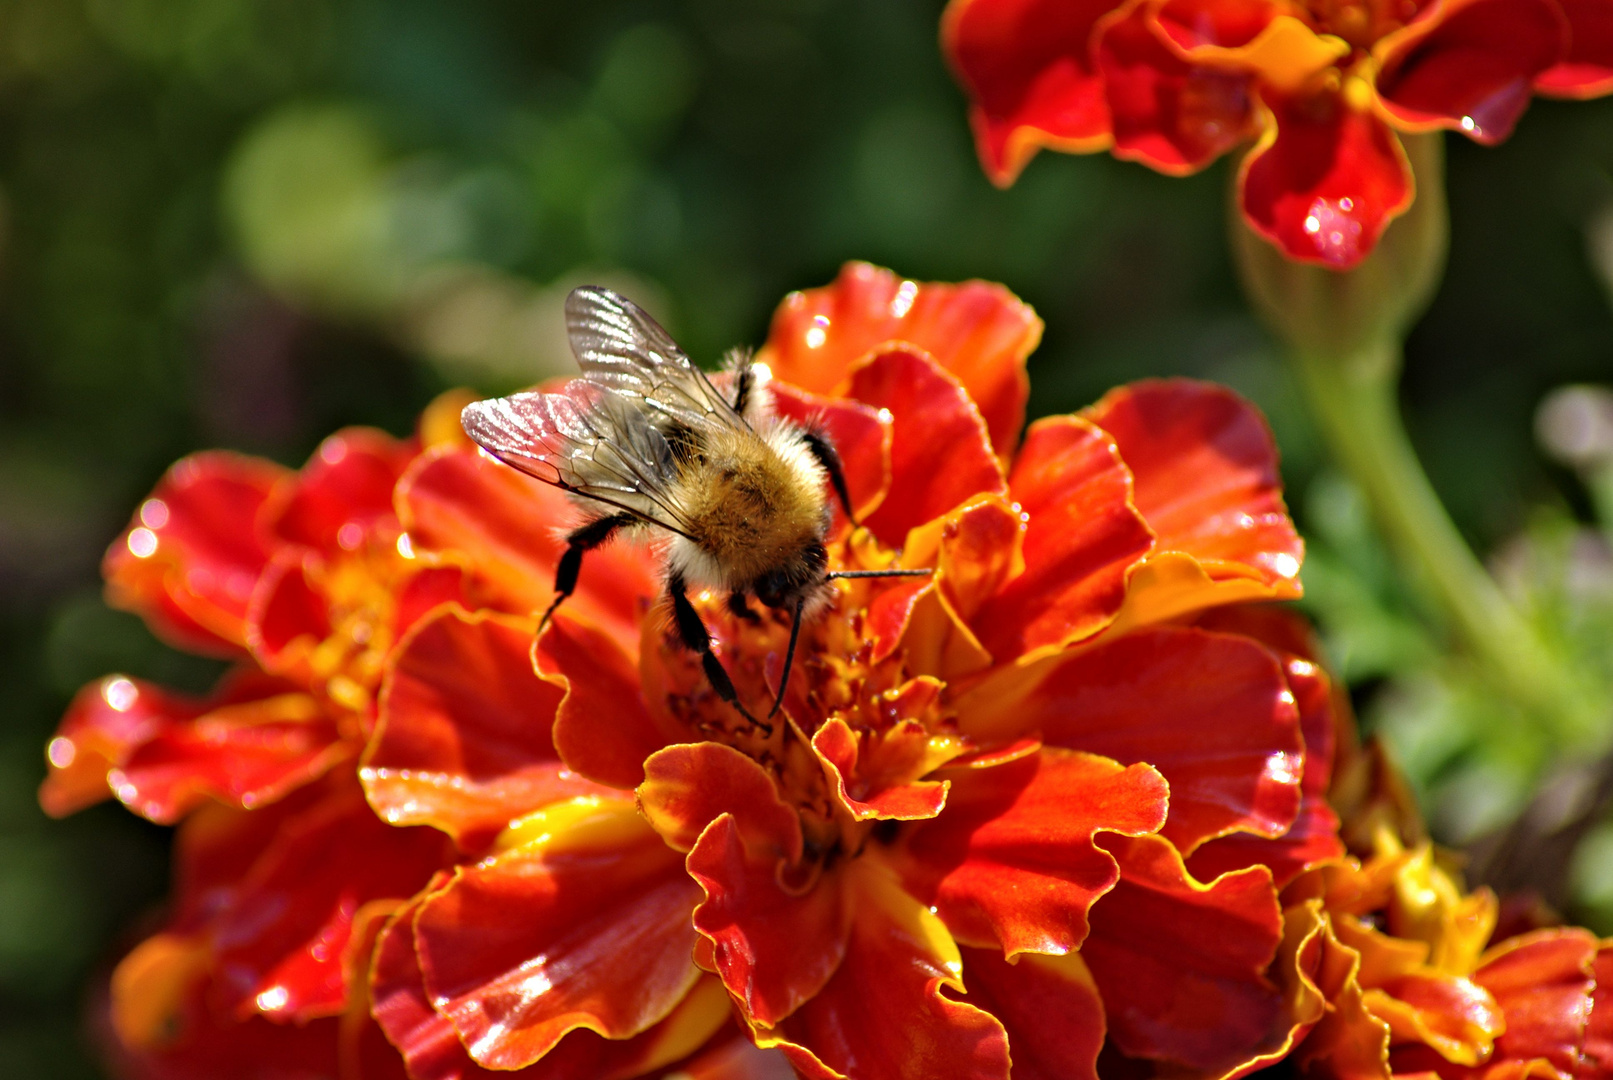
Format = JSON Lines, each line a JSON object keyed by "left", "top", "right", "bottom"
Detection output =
{"left": 414, "top": 802, "right": 703, "bottom": 1069}
{"left": 899, "top": 747, "right": 1168, "bottom": 956}
{"left": 1238, "top": 84, "right": 1413, "bottom": 267}
{"left": 103, "top": 451, "right": 287, "bottom": 657}
{"left": 365, "top": 608, "right": 612, "bottom": 852}
{"left": 975, "top": 416, "right": 1153, "bottom": 658}
{"left": 1535, "top": 0, "right": 1613, "bottom": 97}
{"left": 1094, "top": 0, "right": 1255, "bottom": 173}
{"left": 371, "top": 891, "right": 731, "bottom": 1080}
{"left": 1082, "top": 834, "right": 1284, "bottom": 1071}
{"left": 267, "top": 428, "right": 417, "bottom": 553}
{"left": 1583, "top": 943, "right": 1613, "bottom": 1079}
{"left": 847, "top": 347, "right": 1007, "bottom": 545}
{"left": 1009, "top": 626, "right": 1303, "bottom": 853}
{"left": 758, "top": 263, "right": 1040, "bottom": 456}
{"left": 770, "top": 383, "right": 892, "bottom": 530}
{"left": 811, "top": 717, "right": 951, "bottom": 821}
{"left": 40, "top": 671, "right": 342, "bottom": 824}
{"left": 540, "top": 613, "right": 681, "bottom": 790}
{"left": 959, "top": 947, "right": 1106, "bottom": 1080}
{"left": 398, "top": 447, "right": 659, "bottom": 654}
{"left": 1475, "top": 929, "right": 1598, "bottom": 1077}
{"left": 756, "top": 857, "right": 1012, "bottom": 1080}
{"left": 1375, "top": 0, "right": 1569, "bottom": 145}
{"left": 941, "top": 0, "right": 1120, "bottom": 184}
{"left": 206, "top": 783, "right": 450, "bottom": 1021}
{"left": 1084, "top": 379, "right": 1302, "bottom": 593}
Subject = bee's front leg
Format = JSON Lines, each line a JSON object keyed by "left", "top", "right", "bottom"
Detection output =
{"left": 669, "top": 573, "right": 768, "bottom": 733}
{"left": 726, "top": 590, "right": 762, "bottom": 625}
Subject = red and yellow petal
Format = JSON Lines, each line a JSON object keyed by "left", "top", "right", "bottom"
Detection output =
{"left": 104, "top": 451, "right": 288, "bottom": 657}
{"left": 941, "top": 0, "right": 1122, "bottom": 184}
{"left": 975, "top": 415, "right": 1153, "bottom": 658}
{"left": 847, "top": 347, "right": 1007, "bottom": 545}
{"left": 1095, "top": 0, "right": 1256, "bottom": 174}
{"left": 1082, "top": 833, "right": 1285, "bottom": 1071}
{"left": 414, "top": 798, "right": 704, "bottom": 1070}
{"left": 1475, "top": 929, "right": 1599, "bottom": 1077}
{"left": 770, "top": 383, "right": 892, "bottom": 529}
{"left": 40, "top": 671, "right": 341, "bottom": 824}
{"left": 981, "top": 627, "right": 1303, "bottom": 853}
{"left": 1375, "top": 0, "right": 1570, "bottom": 145}
{"left": 266, "top": 428, "right": 418, "bottom": 553}
{"left": 811, "top": 717, "right": 953, "bottom": 822}
{"left": 757, "top": 262, "right": 1040, "bottom": 456}
{"left": 1535, "top": 0, "right": 1613, "bottom": 98}
{"left": 1238, "top": 82, "right": 1414, "bottom": 267}
{"left": 959, "top": 947, "right": 1107, "bottom": 1080}
{"left": 898, "top": 747, "right": 1168, "bottom": 956}
{"left": 752, "top": 856, "right": 1012, "bottom": 1080}
{"left": 364, "top": 607, "right": 612, "bottom": 852}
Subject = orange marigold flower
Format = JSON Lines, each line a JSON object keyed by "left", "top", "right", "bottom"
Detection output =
{"left": 367, "top": 263, "right": 1331, "bottom": 1080}
{"left": 941, "top": 0, "right": 1613, "bottom": 266}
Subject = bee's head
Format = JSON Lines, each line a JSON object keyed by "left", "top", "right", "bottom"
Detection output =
{"left": 752, "top": 539, "right": 828, "bottom": 609}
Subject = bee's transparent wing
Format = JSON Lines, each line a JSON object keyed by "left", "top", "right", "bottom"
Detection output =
{"left": 565, "top": 286, "right": 744, "bottom": 433}
{"left": 460, "top": 385, "right": 697, "bottom": 538}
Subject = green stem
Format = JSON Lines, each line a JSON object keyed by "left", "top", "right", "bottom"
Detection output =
{"left": 1292, "top": 339, "right": 1596, "bottom": 742}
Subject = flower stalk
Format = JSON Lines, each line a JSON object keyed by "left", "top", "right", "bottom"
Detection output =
{"left": 1234, "top": 133, "right": 1599, "bottom": 744}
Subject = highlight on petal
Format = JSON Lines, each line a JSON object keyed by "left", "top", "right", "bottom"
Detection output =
{"left": 365, "top": 607, "right": 611, "bottom": 852}
{"left": 1534, "top": 0, "right": 1613, "bottom": 97}
{"left": 959, "top": 947, "right": 1106, "bottom": 1080}
{"left": 847, "top": 347, "right": 1006, "bottom": 545}
{"left": 398, "top": 446, "right": 659, "bottom": 653}
{"left": 1473, "top": 929, "right": 1598, "bottom": 1077}
{"left": 1238, "top": 83, "right": 1414, "bottom": 267}
{"left": 266, "top": 427, "right": 417, "bottom": 553}
{"left": 898, "top": 747, "right": 1168, "bottom": 957}
{"left": 1082, "top": 833, "right": 1285, "bottom": 1071}
{"left": 40, "top": 670, "right": 341, "bottom": 824}
{"left": 414, "top": 798, "right": 703, "bottom": 1070}
{"left": 974, "top": 415, "right": 1152, "bottom": 658}
{"left": 752, "top": 855, "right": 1012, "bottom": 1080}
{"left": 1374, "top": 0, "right": 1569, "bottom": 145}
{"left": 1083, "top": 379, "right": 1302, "bottom": 594}
{"left": 1094, "top": 0, "right": 1255, "bottom": 174}
{"left": 103, "top": 451, "right": 288, "bottom": 657}
{"left": 758, "top": 262, "right": 1041, "bottom": 455}
{"left": 941, "top": 0, "right": 1120, "bottom": 184}
{"left": 981, "top": 626, "right": 1302, "bottom": 853}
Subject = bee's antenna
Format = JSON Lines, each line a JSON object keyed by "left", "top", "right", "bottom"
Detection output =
{"left": 769, "top": 596, "right": 807, "bottom": 720}
{"left": 824, "top": 569, "right": 933, "bottom": 579}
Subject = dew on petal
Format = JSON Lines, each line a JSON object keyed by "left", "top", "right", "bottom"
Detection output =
{"left": 891, "top": 280, "right": 919, "bottom": 318}
{"left": 1271, "top": 552, "right": 1300, "bottom": 579}
{"left": 1302, "top": 196, "right": 1364, "bottom": 265}
{"left": 103, "top": 676, "right": 139, "bottom": 712}
{"left": 47, "top": 736, "right": 76, "bottom": 768}
{"left": 337, "top": 522, "right": 364, "bottom": 550}
{"left": 256, "top": 986, "right": 290, "bottom": 1012}
{"left": 319, "top": 435, "right": 349, "bottom": 465}
{"left": 396, "top": 533, "right": 415, "bottom": 559}
{"left": 139, "top": 498, "right": 169, "bottom": 529}
{"left": 127, "top": 527, "right": 158, "bottom": 559}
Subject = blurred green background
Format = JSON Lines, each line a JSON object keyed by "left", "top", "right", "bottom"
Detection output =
{"left": 2, "top": 0, "right": 1612, "bottom": 1074}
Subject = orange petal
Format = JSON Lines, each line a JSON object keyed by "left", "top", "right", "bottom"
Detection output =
{"left": 959, "top": 946, "right": 1106, "bottom": 1080}
{"left": 103, "top": 450, "right": 288, "bottom": 657}
{"left": 639, "top": 742, "right": 804, "bottom": 858}
{"left": 758, "top": 262, "right": 1040, "bottom": 456}
{"left": 770, "top": 382, "right": 892, "bottom": 530}
{"left": 415, "top": 800, "right": 704, "bottom": 1070}
{"left": 266, "top": 427, "right": 417, "bottom": 552}
{"left": 1582, "top": 942, "right": 1613, "bottom": 1080}
{"left": 398, "top": 447, "right": 659, "bottom": 654}
{"left": 976, "top": 415, "right": 1153, "bottom": 658}
{"left": 1475, "top": 929, "right": 1599, "bottom": 1077}
{"left": 848, "top": 347, "right": 1008, "bottom": 545}
{"left": 365, "top": 608, "right": 613, "bottom": 852}
{"left": 1083, "top": 833, "right": 1284, "bottom": 1071}
{"left": 898, "top": 747, "right": 1167, "bottom": 956}
{"left": 941, "top": 0, "right": 1120, "bottom": 184}
{"left": 811, "top": 717, "right": 953, "bottom": 822}
{"left": 1364, "top": 973, "right": 1503, "bottom": 1065}
{"left": 1001, "top": 626, "right": 1303, "bottom": 853}
{"left": 753, "top": 856, "right": 1012, "bottom": 1080}
{"left": 1084, "top": 379, "right": 1302, "bottom": 593}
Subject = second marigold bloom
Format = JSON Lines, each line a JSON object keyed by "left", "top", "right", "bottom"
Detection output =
{"left": 942, "top": 0, "right": 1613, "bottom": 266}
{"left": 369, "top": 263, "right": 1341, "bottom": 1079}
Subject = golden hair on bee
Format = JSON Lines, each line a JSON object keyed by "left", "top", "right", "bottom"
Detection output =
{"left": 460, "top": 286, "right": 928, "bottom": 729}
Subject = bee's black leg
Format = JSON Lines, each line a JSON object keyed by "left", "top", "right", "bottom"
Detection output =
{"left": 540, "top": 513, "right": 636, "bottom": 630}
{"left": 802, "top": 429, "right": 856, "bottom": 527}
{"left": 730, "top": 364, "right": 754, "bottom": 417}
{"left": 726, "top": 590, "right": 762, "bottom": 625}
{"left": 670, "top": 573, "right": 767, "bottom": 733}
{"left": 769, "top": 596, "right": 806, "bottom": 719}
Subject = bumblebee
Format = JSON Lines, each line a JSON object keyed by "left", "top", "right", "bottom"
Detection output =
{"left": 461, "top": 286, "right": 928, "bottom": 726}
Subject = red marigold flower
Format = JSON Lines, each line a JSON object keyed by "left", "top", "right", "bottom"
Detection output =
{"left": 369, "top": 263, "right": 1330, "bottom": 1079}
{"left": 941, "top": 0, "right": 1613, "bottom": 266}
